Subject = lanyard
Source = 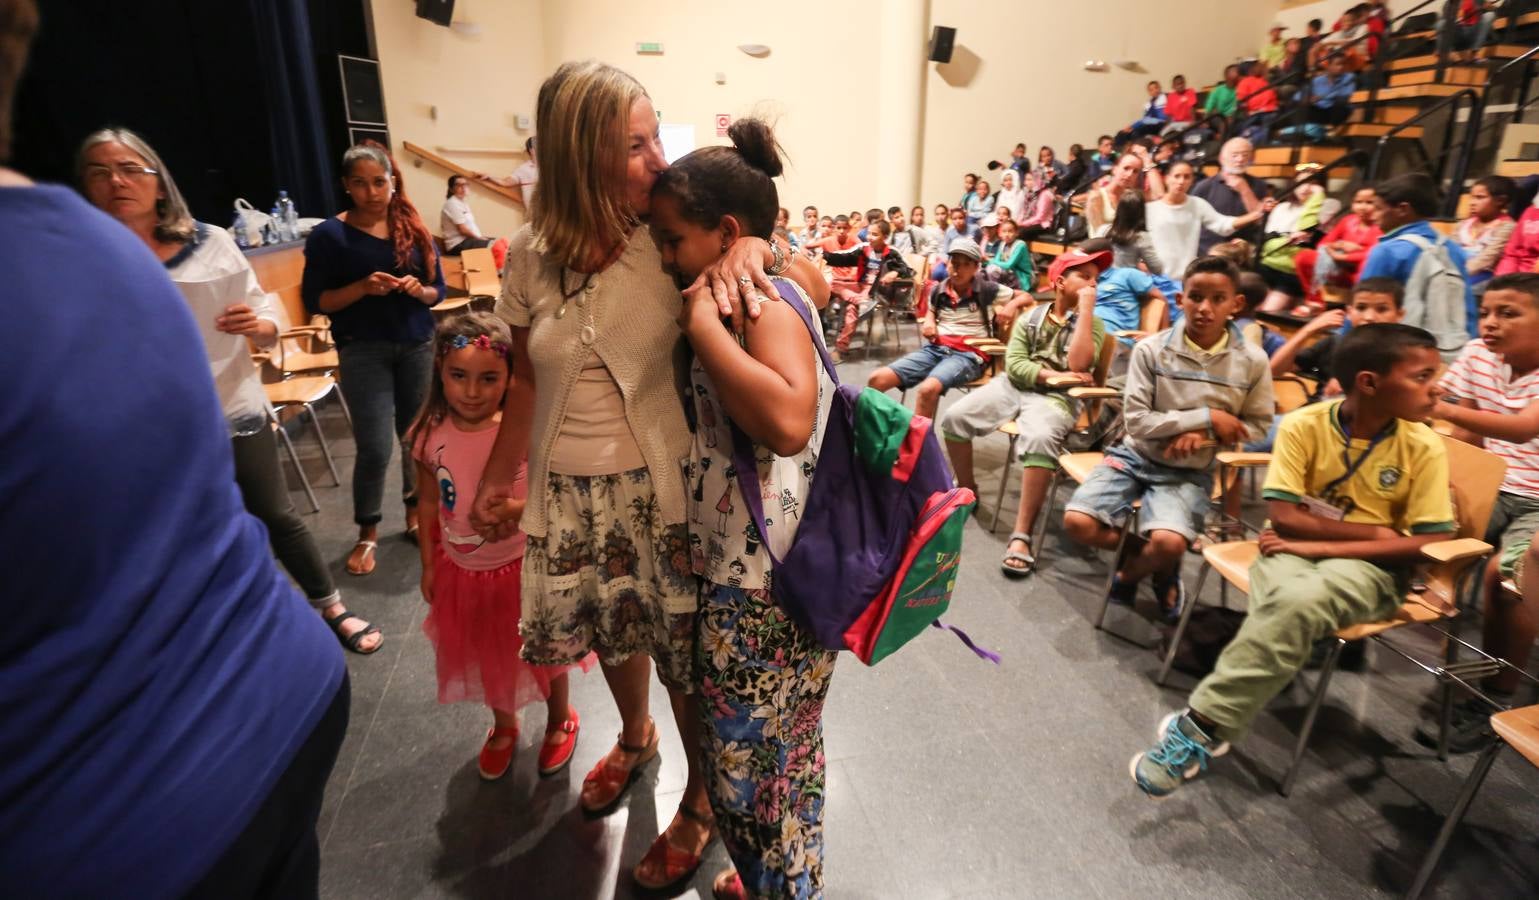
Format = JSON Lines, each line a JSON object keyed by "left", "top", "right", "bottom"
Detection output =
{"left": 1321, "top": 412, "right": 1393, "bottom": 499}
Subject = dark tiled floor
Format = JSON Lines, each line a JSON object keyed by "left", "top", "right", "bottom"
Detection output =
{"left": 288, "top": 345, "right": 1539, "bottom": 900}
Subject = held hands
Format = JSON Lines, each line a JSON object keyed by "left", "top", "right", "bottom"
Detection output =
{"left": 1208, "top": 409, "right": 1249, "bottom": 446}
{"left": 693, "top": 237, "right": 781, "bottom": 334}
{"left": 469, "top": 484, "right": 526, "bottom": 542}
{"left": 216, "top": 304, "right": 261, "bottom": 336}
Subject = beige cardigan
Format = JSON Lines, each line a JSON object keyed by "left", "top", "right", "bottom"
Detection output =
{"left": 496, "top": 224, "right": 691, "bottom": 538}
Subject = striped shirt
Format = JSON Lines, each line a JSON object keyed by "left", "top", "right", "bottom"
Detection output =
{"left": 1441, "top": 339, "right": 1539, "bottom": 498}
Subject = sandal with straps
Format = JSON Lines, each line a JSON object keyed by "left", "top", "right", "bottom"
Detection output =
{"left": 1000, "top": 531, "right": 1035, "bottom": 579}
{"left": 345, "top": 539, "right": 378, "bottom": 576}
{"left": 478, "top": 725, "right": 519, "bottom": 781}
{"left": 634, "top": 802, "right": 716, "bottom": 893}
{"left": 323, "top": 610, "right": 382, "bottom": 655}
{"left": 538, "top": 707, "right": 581, "bottom": 776}
{"left": 580, "top": 718, "right": 659, "bottom": 817}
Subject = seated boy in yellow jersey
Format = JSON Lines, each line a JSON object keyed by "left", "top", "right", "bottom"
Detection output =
{"left": 1131, "top": 323, "right": 1455, "bottom": 798}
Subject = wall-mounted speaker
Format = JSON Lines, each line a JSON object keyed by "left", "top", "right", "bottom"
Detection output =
{"left": 338, "top": 54, "right": 386, "bottom": 127}
{"left": 929, "top": 26, "right": 956, "bottom": 64}
{"left": 416, "top": 0, "right": 455, "bottom": 27}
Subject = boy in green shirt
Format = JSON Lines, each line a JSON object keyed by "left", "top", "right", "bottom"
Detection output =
{"left": 1203, "top": 65, "right": 1242, "bottom": 120}
{"left": 939, "top": 247, "right": 1109, "bottom": 577}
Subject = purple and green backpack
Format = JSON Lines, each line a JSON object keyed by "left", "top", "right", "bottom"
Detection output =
{"left": 729, "top": 282, "right": 996, "bottom": 666}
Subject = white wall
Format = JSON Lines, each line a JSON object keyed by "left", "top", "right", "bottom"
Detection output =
{"left": 370, "top": 0, "right": 1297, "bottom": 234}
{"left": 918, "top": 0, "right": 1282, "bottom": 209}
{"left": 1273, "top": 0, "right": 1337, "bottom": 35}
{"left": 370, "top": 0, "right": 546, "bottom": 240}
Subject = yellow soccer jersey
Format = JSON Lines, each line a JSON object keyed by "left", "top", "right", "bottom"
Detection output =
{"left": 1261, "top": 400, "right": 1455, "bottom": 535}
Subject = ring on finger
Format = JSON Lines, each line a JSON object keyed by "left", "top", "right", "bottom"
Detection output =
{"left": 737, "top": 275, "right": 754, "bottom": 288}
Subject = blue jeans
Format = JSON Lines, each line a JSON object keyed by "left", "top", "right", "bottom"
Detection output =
{"left": 337, "top": 340, "right": 433, "bottom": 526}
{"left": 1065, "top": 443, "right": 1213, "bottom": 542}
{"left": 886, "top": 343, "right": 984, "bottom": 392}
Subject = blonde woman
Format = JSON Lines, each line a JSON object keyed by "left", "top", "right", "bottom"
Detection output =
{"left": 470, "top": 60, "right": 826, "bottom": 892}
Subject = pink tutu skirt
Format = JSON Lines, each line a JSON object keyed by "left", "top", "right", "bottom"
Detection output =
{"left": 423, "top": 552, "right": 595, "bottom": 712}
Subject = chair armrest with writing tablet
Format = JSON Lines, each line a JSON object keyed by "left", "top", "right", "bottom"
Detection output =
{"left": 1215, "top": 451, "right": 1272, "bottom": 468}
{"left": 1111, "top": 330, "right": 1149, "bottom": 341}
{"left": 1419, "top": 538, "right": 1493, "bottom": 565}
{"left": 1045, "top": 374, "right": 1094, "bottom": 388}
{"left": 1067, "top": 386, "right": 1120, "bottom": 400}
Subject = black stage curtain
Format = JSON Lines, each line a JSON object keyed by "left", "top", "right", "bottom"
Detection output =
{"left": 13, "top": 0, "right": 368, "bottom": 226}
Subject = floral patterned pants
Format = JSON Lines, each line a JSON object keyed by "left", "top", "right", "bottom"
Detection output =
{"left": 697, "top": 582, "right": 837, "bottom": 899}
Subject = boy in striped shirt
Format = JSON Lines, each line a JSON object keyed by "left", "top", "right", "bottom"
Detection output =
{"left": 1418, "top": 272, "right": 1539, "bottom": 751}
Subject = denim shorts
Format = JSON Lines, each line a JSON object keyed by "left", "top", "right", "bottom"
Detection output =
{"left": 1065, "top": 443, "right": 1213, "bottom": 542}
{"left": 886, "top": 343, "right": 984, "bottom": 392}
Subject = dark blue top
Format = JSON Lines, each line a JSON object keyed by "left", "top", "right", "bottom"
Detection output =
{"left": 301, "top": 215, "right": 445, "bottom": 346}
{"left": 0, "top": 184, "right": 345, "bottom": 897}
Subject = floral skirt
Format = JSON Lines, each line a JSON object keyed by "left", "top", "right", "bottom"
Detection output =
{"left": 519, "top": 467, "right": 699, "bottom": 691}
{"left": 697, "top": 581, "right": 837, "bottom": 899}
{"left": 422, "top": 553, "right": 595, "bottom": 712}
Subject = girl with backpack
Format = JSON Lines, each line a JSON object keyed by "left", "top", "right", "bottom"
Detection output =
{"left": 649, "top": 118, "right": 838, "bottom": 900}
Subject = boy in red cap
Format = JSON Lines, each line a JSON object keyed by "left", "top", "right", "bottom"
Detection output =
{"left": 938, "top": 247, "right": 1110, "bottom": 577}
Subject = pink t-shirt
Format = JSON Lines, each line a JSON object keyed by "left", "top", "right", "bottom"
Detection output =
{"left": 413, "top": 417, "right": 527, "bottom": 570}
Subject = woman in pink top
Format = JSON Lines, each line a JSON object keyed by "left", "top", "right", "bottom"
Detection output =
{"left": 1456, "top": 176, "right": 1517, "bottom": 287}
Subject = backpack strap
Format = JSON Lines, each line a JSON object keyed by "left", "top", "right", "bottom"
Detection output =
{"left": 726, "top": 278, "right": 836, "bottom": 570}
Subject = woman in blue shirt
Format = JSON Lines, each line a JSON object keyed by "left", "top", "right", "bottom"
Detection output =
{"left": 301, "top": 141, "right": 445, "bottom": 576}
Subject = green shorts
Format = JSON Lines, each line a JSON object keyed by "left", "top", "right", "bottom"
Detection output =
{"left": 1487, "top": 491, "right": 1539, "bottom": 581}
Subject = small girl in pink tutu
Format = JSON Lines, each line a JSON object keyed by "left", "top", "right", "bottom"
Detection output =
{"left": 409, "top": 312, "right": 592, "bottom": 780}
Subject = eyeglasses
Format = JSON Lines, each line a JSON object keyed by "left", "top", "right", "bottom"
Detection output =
{"left": 83, "top": 163, "right": 159, "bottom": 182}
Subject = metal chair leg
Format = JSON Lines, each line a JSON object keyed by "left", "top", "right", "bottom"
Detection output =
{"left": 991, "top": 434, "right": 1020, "bottom": 534}
{"left": 1095, "top": 522, "right": 1134, "bottom": 631}
{"left": 1280, "top": 637, "right": 1346, "bottom": 797}
{"left": 1031, "top": 466, "right": 1061, "bottom": 568}
{"left": 334, "top": 385, "right": 354, "bottom": 431}
{"left": 1159, "top": 562, "right": 1211, "bottom": 686}
{"left": 274, "top": 421, "right": 320, "bottom": 513}
{"left": 1438, "top": 635, "right": 1460, "bottom": 762}
{"left": 304, "top": 402, "right": 341, "bottom": 486}
{"left": 1405, "top": 739, "right": 1504, "bottom": 900}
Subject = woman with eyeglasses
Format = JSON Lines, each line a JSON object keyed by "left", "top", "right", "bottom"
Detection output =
{"left": 77, "top": 126, "right": 382, "bottom": 656}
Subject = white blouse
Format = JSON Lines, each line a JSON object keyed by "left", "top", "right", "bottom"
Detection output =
{"left": 167, "top": 225, "right": 278, "bottom": 431}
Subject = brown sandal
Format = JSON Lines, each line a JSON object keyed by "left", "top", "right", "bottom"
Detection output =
{"left": 580, "top": 718, "right": 659, "bottom": 816}
{"left": 634, "top": 802, "right": 716, "bottom": 892}
{"left": 345, "top": 540, "right": 377, "bottom": 576}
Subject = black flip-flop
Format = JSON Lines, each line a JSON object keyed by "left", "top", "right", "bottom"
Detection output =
{"left": 324, "top": 610, "right": 383, "bottom": 655}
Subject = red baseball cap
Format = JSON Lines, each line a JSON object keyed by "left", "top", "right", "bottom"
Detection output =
{"left": 1047, "top": 248, "right": 1113, "bottom": 285}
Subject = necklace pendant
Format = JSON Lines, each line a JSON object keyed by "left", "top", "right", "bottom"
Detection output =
{"left": 555, "top": 304, "right": 567, "bottom": 319}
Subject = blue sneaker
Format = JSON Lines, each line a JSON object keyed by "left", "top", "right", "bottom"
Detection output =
{"left": 1107, "top": 573, "right": 1138, "bottom": 607}
{"left": 1151, "top": 568, "right": 1186, "bottom": 624}
{"left": 1129, "top": 711, "right": 1230, "bottom": 798}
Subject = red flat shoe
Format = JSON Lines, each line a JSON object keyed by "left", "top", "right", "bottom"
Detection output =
{"left": 712, "top": 869, "right": 747, "bottom": 900}
{"left": 633, "top": 802, "right": 715, "bottom": 892}
{"left": 478, "top": 725, "right": 519, "bottom": 781}
{"left": 538, "top": 707, "right": 580, "bottom": 776}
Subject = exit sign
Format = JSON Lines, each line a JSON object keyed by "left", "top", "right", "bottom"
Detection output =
{"left": 635, "top": 42, "right": 664, "bottom": 54}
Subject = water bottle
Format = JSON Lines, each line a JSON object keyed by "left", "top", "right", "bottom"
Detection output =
{"left": 232, "top": 208, "right": 249, "bottom": 249}
{"left": 277, "top": 191, "right": 299, "bottom": 241}
{"left": 269, "top": 205, "right": 284, "bottom": 244}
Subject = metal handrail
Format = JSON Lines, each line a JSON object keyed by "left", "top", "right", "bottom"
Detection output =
{"left": 1364, "top": 88, "right": 1484, "bottom": 216}
{"left": 1497, "top": 41, "right": 1539, "bottom": 74}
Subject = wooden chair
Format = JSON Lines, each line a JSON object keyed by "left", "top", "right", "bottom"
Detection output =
{"left": 989, "top": 329, "right": 1119, "bottom": 534}
{"left": 461, "top": 247, "right": 500, "bottom": 304}
{"left": 1158, "top": 436, "right": 1506, "bottom": 797}
{"left": 265, "top": 375, "right": 346, "bottom": 493}
{"left": 1407, "top": 703, "right": 1539, "bottom": 899}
